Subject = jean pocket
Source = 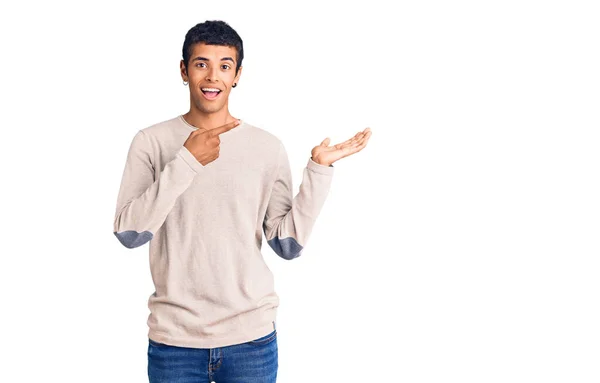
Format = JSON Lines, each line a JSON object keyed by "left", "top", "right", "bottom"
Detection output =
{"left": 248, "top": 329, "right": 277, "bottom": 346}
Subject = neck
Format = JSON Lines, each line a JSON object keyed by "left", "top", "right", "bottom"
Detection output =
{"left": 183, "top": 107, "right": 237, "bottom": 131}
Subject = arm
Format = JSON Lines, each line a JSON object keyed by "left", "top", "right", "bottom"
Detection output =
{"left": 113, "top": 130, "right": 205, "bottom": 248}
{"left": 262, "top": 141, "right": 334, "bottom": 260}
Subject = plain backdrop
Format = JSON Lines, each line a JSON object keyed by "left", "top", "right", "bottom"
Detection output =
{"left": 1, "top": 1, "right": 599, "bottom": 382}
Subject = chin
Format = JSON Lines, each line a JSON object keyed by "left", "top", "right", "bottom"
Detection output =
{"left": 194, "top": 101, "right": 222, "bottom": 114}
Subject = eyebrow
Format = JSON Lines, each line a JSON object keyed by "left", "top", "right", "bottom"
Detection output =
{"left": 192, "top": 56, "right": 235, "bottom": 63}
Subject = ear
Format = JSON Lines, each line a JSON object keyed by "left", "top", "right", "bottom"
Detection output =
{"left": 234, "top": 65, "right": 243, "bottom": 84}
{"left": 180, "top": 60, "right": 188, "bottom": 82}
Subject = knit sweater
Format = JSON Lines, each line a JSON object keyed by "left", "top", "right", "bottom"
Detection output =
{"left": 112, "top": 115, "right": 334, "bottom": 348}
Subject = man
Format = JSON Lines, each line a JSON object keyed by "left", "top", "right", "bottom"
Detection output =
{"left": 113, "top": 20, "right": 371, "bottom": 382}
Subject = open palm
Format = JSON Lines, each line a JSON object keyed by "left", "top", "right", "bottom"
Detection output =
{"left": 311, "top": 127, "right": 372, "bottom": 166}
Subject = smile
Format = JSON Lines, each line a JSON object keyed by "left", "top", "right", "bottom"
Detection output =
{"left": 201, "top": 88, "right": 222, "bottom": 100}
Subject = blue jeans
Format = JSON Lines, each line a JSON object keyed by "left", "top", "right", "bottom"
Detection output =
{"left": 147, "top": 323, "right": 278, "bottom": 383}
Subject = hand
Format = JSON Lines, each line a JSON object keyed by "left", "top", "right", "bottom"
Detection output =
{"left": 183, "top": 119, "right": 242, "bottom": 165}
{"left": 311, "top": 127, "right": 372, "bottom": 166}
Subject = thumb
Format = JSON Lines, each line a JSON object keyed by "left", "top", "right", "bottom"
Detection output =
{"left": 320, "top": 137, "right": 331, "bottom": 147}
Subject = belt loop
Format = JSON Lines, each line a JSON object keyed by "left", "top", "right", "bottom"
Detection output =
{"left": 273, "top": 320, "right": 276, "bottom": 331}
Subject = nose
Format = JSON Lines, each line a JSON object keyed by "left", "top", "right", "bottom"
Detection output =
{"left": 206, "top": 66, "right": 219, "bottom": 82}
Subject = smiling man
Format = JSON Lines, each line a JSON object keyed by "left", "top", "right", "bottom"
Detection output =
{"left": 113, "top": 20, "right": 371, "bottom": 383}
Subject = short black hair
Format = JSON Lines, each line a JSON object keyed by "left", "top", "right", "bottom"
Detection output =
{"left": 182, "top": 20, "right": 244, "bottom": 74}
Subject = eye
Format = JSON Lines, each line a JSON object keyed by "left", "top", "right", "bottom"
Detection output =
{"left": 196, "top": 62, "right": 206, "bottom": 68}
{"left": 222, "top": 64, "right": 231, "bottom": 70}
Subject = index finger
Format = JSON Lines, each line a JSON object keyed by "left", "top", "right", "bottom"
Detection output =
{"left": 208, "top": 120, "right": 242, "bottom": 136}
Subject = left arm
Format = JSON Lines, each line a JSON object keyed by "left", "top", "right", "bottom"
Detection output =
{"left": 262, "top": 126, "right": 372, "bottom": 260}
{"left": 263, "top": 142, "right": 334, "bottom": 260}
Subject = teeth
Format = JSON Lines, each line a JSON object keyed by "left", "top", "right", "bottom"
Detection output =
{"left": 201, "top": 88, "right": 221, "bottom": 92}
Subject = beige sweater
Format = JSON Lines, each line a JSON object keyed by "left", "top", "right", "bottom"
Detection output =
{"left": 113, "top": 115, "right": 334, "bottom": 348}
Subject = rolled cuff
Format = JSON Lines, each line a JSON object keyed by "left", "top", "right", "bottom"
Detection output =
{"left": 307, "top": 157, "right": 334, "bottom": 175}
{"left": 177, "top": 145, "right": 206, "bottom": 174}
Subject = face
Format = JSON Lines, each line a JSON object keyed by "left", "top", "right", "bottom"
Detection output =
{"left": 180, "top": 42, "right": 242, "bottom": 115}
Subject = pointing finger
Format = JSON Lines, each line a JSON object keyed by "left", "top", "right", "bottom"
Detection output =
{"left": 208, "top": 119, "right": 242, "bottom": 136}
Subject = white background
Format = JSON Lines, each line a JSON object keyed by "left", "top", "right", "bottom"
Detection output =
{"left": 1, "top": 1, "right": 599, "bottom": 382}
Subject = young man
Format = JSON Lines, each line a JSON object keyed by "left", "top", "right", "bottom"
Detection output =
{"left": 113, "top": 20, "right": 371, "bottom": 382}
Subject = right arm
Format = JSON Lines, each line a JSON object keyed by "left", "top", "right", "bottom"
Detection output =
{"left": 112, "top": 130, "right": 205, "bottom": 248}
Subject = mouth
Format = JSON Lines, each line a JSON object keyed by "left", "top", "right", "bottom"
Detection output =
{"left": 201, "top": 87, "right": 222, "bottom": 100}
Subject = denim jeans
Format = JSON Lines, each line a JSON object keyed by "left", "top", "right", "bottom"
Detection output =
{"left": 147, "top": 322, "right": 278, "bottom": 383}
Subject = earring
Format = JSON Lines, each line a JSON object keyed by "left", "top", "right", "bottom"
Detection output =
{"left": 183, "top": 80, "right": 188, "bottom": 86}
{"left": 232, "top": 83, "right": 237, "bottom": 88}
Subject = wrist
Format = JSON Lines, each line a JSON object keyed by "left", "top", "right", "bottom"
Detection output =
{"left": 311, "top": 156, "right": 333, "bottom": 167}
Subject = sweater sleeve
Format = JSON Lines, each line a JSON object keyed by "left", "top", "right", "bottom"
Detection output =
{"left": 262, "top": 141, "right": 334, "bottom": 260}
{"left": 113, "top": 130, "right": 205, "bottom": 249}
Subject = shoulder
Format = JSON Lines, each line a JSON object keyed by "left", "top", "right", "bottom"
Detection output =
{"left": 139, "top": 115, "right": 183, "bottom": 137}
